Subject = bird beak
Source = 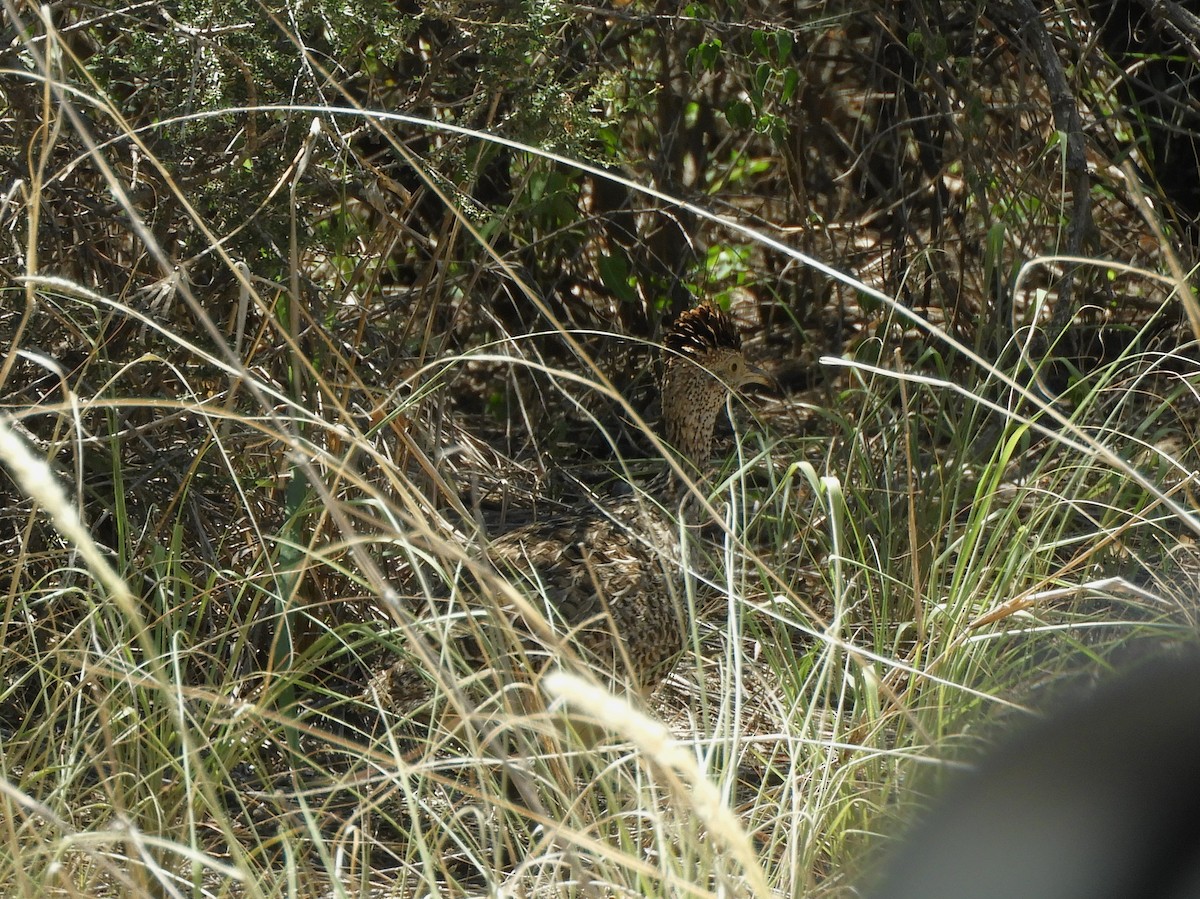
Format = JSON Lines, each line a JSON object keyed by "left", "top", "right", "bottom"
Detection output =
{"left": 738, "top": 364, "right": 773, "bottom": 392}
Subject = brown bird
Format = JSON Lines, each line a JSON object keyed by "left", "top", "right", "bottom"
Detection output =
{"left": 376, "top": 303, "right": 769, "bottom": 706}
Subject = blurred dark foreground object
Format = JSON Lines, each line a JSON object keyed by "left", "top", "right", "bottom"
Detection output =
{"left": 866, "top": 652, "right": 1200, "bottom": 899}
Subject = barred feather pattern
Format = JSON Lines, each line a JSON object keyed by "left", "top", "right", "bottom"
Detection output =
{"left": 371, "top": 303, "right": 766, "bottom": 709}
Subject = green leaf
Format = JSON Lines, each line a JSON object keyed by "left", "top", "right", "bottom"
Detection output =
{"left": 775, "top": 31, "right": 793, "bottom": 65}
{"left": 687, "top": 38, "right": 723, "bottom": 73}
{"left": 781, "top": 68, "right": 800, "bottom": 104}
{"left": 754, "top": 63, "right": 772, "bottom": 102}
{"left": 598, "top": 251, "right": 638, "bottom": 304}
{"left": 752, "top": 30, "right": 769, "bottom": 60}
{"left": 724, "top": 99, "right": 753, "bottom": 129}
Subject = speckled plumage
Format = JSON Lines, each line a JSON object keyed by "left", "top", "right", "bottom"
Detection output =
{"left": 487, "top": 499, "right": 685, "bottom": 687}
{"left": 377, "top": 304, "right": 767, "bottom": 702}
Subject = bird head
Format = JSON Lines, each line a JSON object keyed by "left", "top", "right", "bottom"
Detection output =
{"left": 660, "top": 303, "right": 769, "bottom": 467}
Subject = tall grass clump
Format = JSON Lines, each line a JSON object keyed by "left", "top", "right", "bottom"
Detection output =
{"left": 2, "top": 1, "right": 1199, "bottom": 897}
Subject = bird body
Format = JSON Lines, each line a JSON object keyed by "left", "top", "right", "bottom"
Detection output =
{"left": 478, "top": 302, "right": 767, "bottom": 689}
{"left": 377, "top": 303, "right": 767, "bottom": 704}
{"left": 488, "top": 502, "right": 684, "bottom": 687}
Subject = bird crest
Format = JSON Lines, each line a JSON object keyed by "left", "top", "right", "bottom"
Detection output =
{"left": 664, "top": 303, "right": 743, "bottom": 360}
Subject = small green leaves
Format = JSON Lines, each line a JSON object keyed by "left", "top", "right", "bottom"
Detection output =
{"left": 724, "top": 99, "right": 754, "bottom": 130}
{"left": 687, "top": 38, "right": 724, "bottom": 73}
{"left": 598, "top": 250, "right": 639, "bottom": 305}
{"left": 700, "top": 28, "right": 800, "bottom": 145}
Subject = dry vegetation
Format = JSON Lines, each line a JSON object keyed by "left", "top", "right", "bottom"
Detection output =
{"left": 2, "top": 1, "right": 1199, "bottom": 896}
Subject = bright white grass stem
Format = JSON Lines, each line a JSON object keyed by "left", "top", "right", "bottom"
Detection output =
{"left": 0, "top": 417, "right": 166, "bottom": 677}
{"left": 0, "top": 416, "right": 244, "bottom": 889}
{"left": 543, "top": 671, "right": 773, "bottom": 899}
{"left": 0, "top": 416, "right": 135, "bottom": 612}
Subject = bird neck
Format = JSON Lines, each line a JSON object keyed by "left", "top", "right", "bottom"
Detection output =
{"left": 661, "top": 361, "right": 727, "bottom": 471}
